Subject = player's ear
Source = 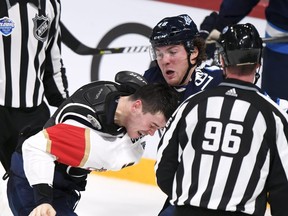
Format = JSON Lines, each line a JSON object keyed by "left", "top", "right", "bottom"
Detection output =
{"left": 189, "top": 47, "right": 198, "bottom": 63}
{"left": 132, "top": 99, "right": 142, "bottom": 113}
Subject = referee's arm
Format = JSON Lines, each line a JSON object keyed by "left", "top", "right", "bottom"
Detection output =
{"left": 43, "top": 6, "right": 69, "bottom": 107}
{"left": 266, "top": 114, "right": 288, "bottom": 215}
{"left": 155, "top": 119, "right": 182, "bottom": 197}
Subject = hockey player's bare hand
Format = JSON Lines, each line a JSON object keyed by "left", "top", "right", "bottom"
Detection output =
{"left": 28, "top": 203, "right": 56, "bottom": 216}
{"left": 206, "top": 29, "right": 221, "bottom": 44}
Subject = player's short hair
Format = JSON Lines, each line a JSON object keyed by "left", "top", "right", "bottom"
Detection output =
{"left": 130, "top": 83, "right": 179, "bottom": 121}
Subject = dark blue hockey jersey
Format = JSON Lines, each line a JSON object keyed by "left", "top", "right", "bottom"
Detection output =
{"left": 202, "top": 0, "right": 288, "bottom": 32}
{"left": 143, "top": 64, "right": 223, "bottom": 103}
{"left": 200, "top": 0, "right": 288, "bottom": 55}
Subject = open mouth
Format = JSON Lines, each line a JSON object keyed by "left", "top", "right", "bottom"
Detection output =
{"left": 138, "top": 131, "right": 147, "bottom": 137}
{"left": 166, "top": 70, "right": 174, "bottom": 75}
{"left": 165, "top": 70, "right": 176, "bottom": 80}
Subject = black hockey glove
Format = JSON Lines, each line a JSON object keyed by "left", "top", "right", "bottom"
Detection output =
{"left": 200, "top": 11, "right": 219, "bottom": 36}
{"left": 115, "top": 71, "right": 147, "bottom": 94}
{"left": 200, "top": 11, "right": 219, "bottom": 60}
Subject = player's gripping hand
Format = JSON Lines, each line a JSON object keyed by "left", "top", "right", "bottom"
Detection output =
{"left": 206, "top": 29, "right": 221, "bottom": 44}
{"left": 28, "top": 203, "right": 56, "bottom": 216}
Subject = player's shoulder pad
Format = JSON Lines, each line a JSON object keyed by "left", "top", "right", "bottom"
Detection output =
{"left": 114, "top": 71, "right": 148, "bottom": 94}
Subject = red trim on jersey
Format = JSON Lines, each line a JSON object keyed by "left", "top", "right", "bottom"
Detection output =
{"left": 45, "top": 124, "right": 88, "bottom": 167}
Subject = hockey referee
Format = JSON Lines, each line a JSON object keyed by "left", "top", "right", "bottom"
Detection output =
{"left": 155, "top": 23, "right": 288, "bottom": 216}
{"left": 0, "top": 0, "right": 69, "bottom": 177}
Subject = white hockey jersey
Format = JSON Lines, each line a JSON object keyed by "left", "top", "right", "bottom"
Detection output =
{"left": 22, "top": 120, "right": 145, "bottom": 186}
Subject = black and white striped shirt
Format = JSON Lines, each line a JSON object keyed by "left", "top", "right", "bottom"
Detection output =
{"left": 155, "top": 78, "right": 288, "bottom": 216}
{"left": 0, "top": 0, "right": 68, "bottom": 108}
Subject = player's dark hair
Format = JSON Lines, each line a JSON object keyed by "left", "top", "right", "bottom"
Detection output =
{"left": 130, "top": 83, "right": 179, "bottom": 121}
{"left": 193, "top": 37, "right": 207, "bottom": 66}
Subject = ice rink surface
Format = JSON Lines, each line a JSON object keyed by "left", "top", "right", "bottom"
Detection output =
{"left": 75, "top": 174, "right": 167, "bottom": 216}
{"left": 0, "top": 166, "right": 167, "bottom": 216}
{"left": 0, "top": 167, "right": 272, "bottom": 216}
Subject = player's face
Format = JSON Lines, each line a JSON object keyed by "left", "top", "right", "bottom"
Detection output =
{"left": 155, "top": 44, "right": 189, "bottom": 86}
{"left": 125, "top": 102, "right": 166, "bottom": 139}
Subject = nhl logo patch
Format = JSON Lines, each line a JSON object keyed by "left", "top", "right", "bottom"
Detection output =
{"left": 32, "top": 14, "right": 50, "bottom": 42}
{"left": 0, "top": 17, "right": 15, "bottom": 36}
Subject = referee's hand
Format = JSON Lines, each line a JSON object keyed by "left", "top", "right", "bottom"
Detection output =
{"left": 28, "top": 203, "right": 56, "bottom": 216}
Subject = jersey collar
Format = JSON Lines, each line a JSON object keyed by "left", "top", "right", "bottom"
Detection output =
{"left": 219, "top": 78, "right": 261, "bottom": 93}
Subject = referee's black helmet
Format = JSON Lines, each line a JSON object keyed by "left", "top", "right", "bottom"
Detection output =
{"left": 216, "top": 23, "right": 263, "bottom": 67}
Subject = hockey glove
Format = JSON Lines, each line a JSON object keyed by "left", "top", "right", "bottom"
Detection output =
{"left": 115, "top": 71, "right": 147, "bottom": 94}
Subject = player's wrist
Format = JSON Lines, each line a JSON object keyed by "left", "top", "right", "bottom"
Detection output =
{"left": 32, "top": 183, "right": 53, "bottom": 206}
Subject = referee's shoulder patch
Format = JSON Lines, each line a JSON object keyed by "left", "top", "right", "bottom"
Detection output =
{"left": 32, "top": 14, "right": 50, "bottom": 42}
{"left": 0, "top": 17, "right": 15, "bottom": 36}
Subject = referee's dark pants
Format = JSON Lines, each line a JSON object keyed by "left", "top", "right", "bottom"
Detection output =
{"left": 0, "top": 103, "right": 50, "bottom": 176}
{"left": 174, "top": 205, "right": 251, "bottom": 216}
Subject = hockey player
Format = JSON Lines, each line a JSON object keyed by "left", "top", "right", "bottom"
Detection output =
{"left": 155, "top": 23, "right": 288, "bottom": 216}
{"left": 143, "top": 14, "right": 224, "bottom": 216}
{"left": 7, "top": 71, "right": 179, "bottom": 216}
{"left": 144, "top": 14, "right": 223, "bottom": 104}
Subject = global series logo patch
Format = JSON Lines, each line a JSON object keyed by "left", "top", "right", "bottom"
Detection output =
{"left": 0, "top": 17, "right": 15, "bottom": 36}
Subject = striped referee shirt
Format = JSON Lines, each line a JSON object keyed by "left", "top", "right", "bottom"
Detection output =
{"left": 155, "top": 78, "right": 288, "bottom": 216}
{"left": 0, "top": 0, "right": 68, "bottom": 108}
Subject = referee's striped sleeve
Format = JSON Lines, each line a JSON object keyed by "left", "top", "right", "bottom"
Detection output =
{"left": 0, "top": 0, "right": 68, "bottom": 108}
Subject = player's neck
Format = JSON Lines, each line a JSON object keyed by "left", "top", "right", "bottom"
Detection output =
{"left": 114, "top": 96, "right": 129, "bottom": 126}
{"left": 226, "top": 73, "right": 255, "bottom": 83}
